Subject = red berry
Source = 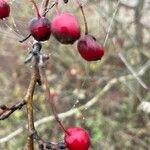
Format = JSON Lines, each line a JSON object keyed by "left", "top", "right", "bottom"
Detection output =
{"left": 51, "top": 12, "right": 81, "bottom": 44}
{"left": 77, "top": 34, "right": 104, "bottom": 61}
{"left": 29, "top": 17, "right": 51, "bottom": 41}
{"left": 0, "top": 0, "right": 10, "bottom": 19}
{"left": 64, "top": 127, "right": 90, "bottom": 150}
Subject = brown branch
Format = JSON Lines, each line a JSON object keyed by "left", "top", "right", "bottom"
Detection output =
{"left": 25, "top": 57, "right": 41, "bottom": 150}
{"left": 0, "top": 100, "right": 26, "bottom": 120}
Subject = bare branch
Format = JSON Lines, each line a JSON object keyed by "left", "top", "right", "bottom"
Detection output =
{"left": 118, "top": 51, "right": 149, "bottom": 90}
{"left": 103, "top": 0, "right": 120, "bottom": 46}
{"left": 25, "top": 57, "right": 41, "bottom": 150}
{"left": 0, "top": 100, "right": 26, "bottom": 120}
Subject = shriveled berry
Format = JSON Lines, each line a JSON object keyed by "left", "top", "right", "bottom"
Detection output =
{"left": 64, "top": 127, "right": 90, "bottom": 150}
{"left": 29, "top": 17, "right": 51, "bottom": 41}
{"left": 77, "top": 34, "right": 104, "bottom": 61}
{"left": 51, "top": 12, "right": 80, "bottom": 44}
{"left": 0, "top": 0, "right": 10, "bottom": 19}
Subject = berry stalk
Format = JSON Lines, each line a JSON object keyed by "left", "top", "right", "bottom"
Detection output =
{"left": 42, "top": 68, "right": 70, "bottom": 135}
{"left": 55, "top": 0, "right": 60, "bottom": 14}
{"left": 30, "top": 0, "right": 41, "bottom": 18}
{"left": 75, "top": 0, "right": 88, "bottom": 34}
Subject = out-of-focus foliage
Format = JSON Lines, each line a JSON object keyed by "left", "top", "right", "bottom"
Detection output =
{"left": 0, "top": 0, "right": 149, "bottom": 149}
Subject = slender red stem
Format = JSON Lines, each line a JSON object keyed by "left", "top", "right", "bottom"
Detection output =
{"left": 76, "top": 0, "right": 88, "bottom": 34}
{"left": 31, "top": 0, "right": 41, "bottom": 18}
{"left": 42, "top": 68, "right": 70, "bottom": 135}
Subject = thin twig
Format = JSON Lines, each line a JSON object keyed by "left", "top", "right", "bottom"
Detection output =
{"left": 19, "top": 34, "right": 31, "bottom": 43}
{"left": 42, "top": 0, "right": 50, "bottom": 17}
{"left": 42, "top": 1, "right": 57, "bottom": 16}
{"left": 103, "top": 0, "right": 120, "bottom": 46}
{"left": 118, "top": 51, "right": 149, "bottom": 90}
{"left": 0, "top": 100, "right": 26, "bottom": 120}
{"left": 40, "top": 65, "right": 69, "bottom": 134}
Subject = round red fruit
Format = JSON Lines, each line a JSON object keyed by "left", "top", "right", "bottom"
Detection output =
{"left": 29, "top": 17, "right": 51, "bottom": 41}
{"left": 64, "top": 127, "right": 90, "bottom": 150}
{"left": 77, "top": 34, "right": 104, "bottom": 61}
{"left": 0, "top": 0, "right": 10, "bottom": 19}
{"left": 51, "top": 12, "right": 80, "bottom": 44}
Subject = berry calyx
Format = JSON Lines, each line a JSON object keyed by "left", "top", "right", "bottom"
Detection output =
{"left": 77, "top": 34, "right": 104, "bottom": 61}
{"left": 64, "top": 127, "right": 90, "bottom": 150}
{"left": 0, "top": 0, "right": 10, "bottom": 19}
{"left": 51, "top": 12, "right": 81, "bottom": 44}
{"left": 63, "top": 0, "right": 68, "bottom": 3}
{"left": 29, "top": 17, "right": 51, "bottom": 41}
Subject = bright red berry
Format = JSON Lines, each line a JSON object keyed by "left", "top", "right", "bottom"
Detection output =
{"left": 77, "top": 34, "right": 104, "bottom": 61}
{"left": 29, "top": 17, "right": 51, "bottom": 41}
{"left": 0, "top": 0, "right": 10, "bottom": 19}
{"left": 51, "top": 12, "right": 81, "bottom": 44}
{"left": 64, "top": 127, "right": 90, "bottom": 150}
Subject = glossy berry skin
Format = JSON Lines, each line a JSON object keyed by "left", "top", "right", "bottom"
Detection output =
{"left": 51, "top": 13, "right": 80, "bottom": 44}
{"left": 29, "top": 17, "right": 51, "bottom": 41}
{"left": 64, "top": 127, "right": 90, "bottom": 150}
{"left": 0, "top": 0, "right": 10, "bottom": 19}
{"left": 77, "top": 34, "right": 104, "bottom": 61}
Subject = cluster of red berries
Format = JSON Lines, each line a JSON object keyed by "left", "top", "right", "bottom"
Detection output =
{"left": 29, "top": 9, "right": 104, "bottom": 61}
{"left": 0, "top": 0, "right": 104, "bottom": 62}
{"left": 0, "top": 0, "right": 106, "bottom": 149}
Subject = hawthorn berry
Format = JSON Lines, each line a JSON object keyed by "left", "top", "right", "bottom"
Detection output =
{"left": 27, "top": 0, "right": 51, "bottom": 42}
{"left": 51, "top": 12, "right": 81, "bottom": 44}
{"left": 77, "top": 34, "right": 104, "bottom": 61}
{"left": 64, "top": 127, "right": 90, "bottom": 150}
{"left": 0, "top": 0, "right": 10, "bottom": 19}
{"left": 29, "top": 17, "right": 51, "bottom": 41}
